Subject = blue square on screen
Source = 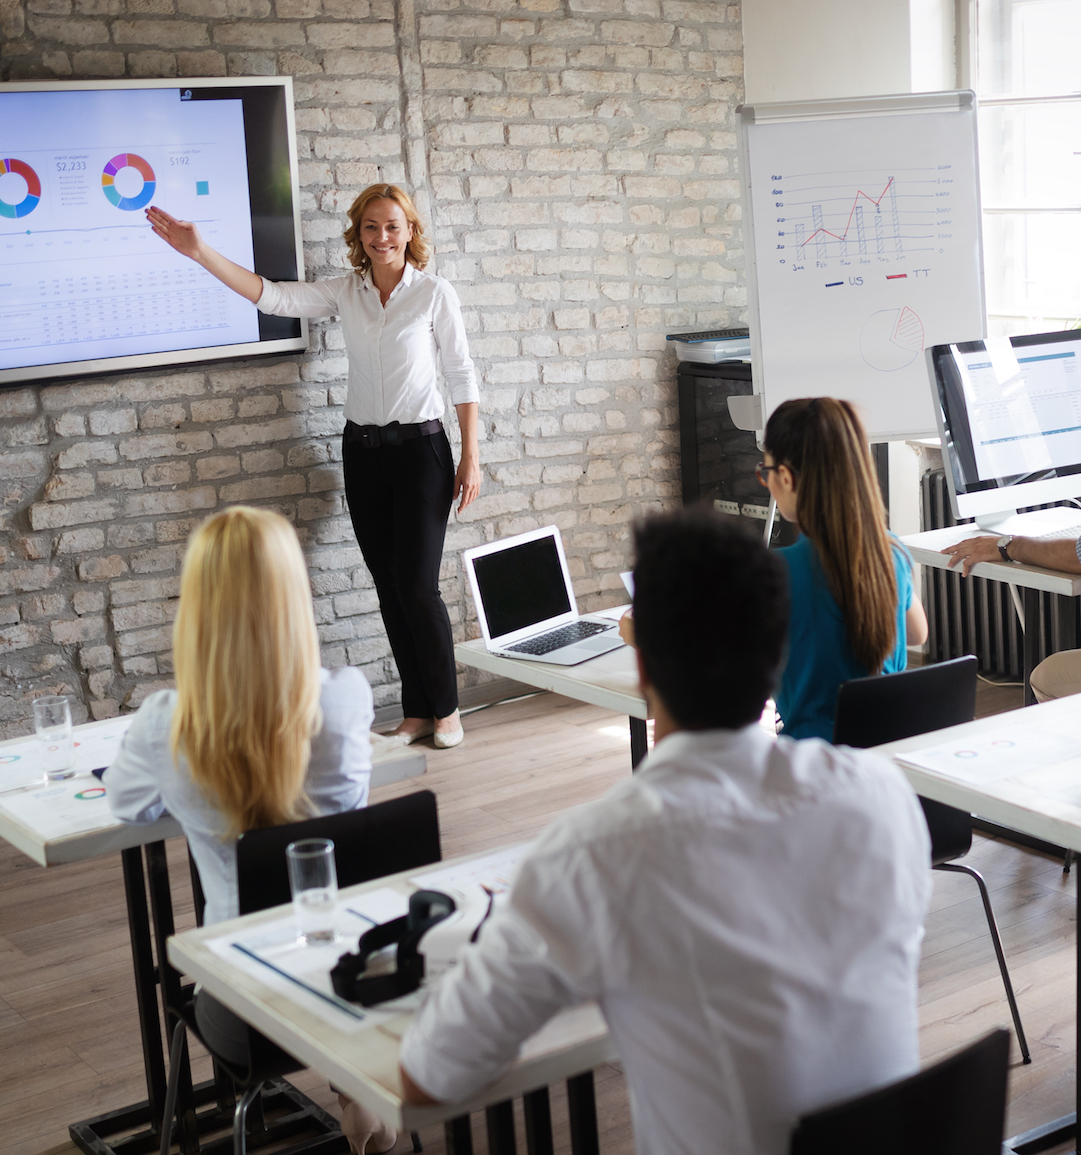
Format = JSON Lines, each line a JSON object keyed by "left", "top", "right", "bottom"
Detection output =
{"left": 196, "top": 181, "right": 209, "bottom": 196}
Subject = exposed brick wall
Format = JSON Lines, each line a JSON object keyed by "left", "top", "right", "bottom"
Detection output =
{"left": 0, "top": 0, "right": 744, "bottom": 737}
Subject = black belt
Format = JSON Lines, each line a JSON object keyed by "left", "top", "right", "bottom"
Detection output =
{"left": 344, "top": 418, "right": 442, "bottom": 448}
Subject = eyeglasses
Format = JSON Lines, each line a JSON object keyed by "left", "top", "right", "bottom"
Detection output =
{"left": 755, "top": 462, "right": 779, "bottom": 486}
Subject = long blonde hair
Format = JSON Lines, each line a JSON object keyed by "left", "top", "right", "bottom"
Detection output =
{"left": 170, "top": 507, "right": 322, "bottom": 837}
{"left": 764, "top": 397, "right": 898, "bottom": 674}
{"left": 342, "top": 184, "right": 431, "bottom": 275}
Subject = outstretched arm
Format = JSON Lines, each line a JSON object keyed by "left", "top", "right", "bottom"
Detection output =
{"left": 146, "top": 206, "right": 263, "bottom": 304}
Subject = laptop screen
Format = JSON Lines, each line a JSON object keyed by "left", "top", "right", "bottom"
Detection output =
{"left": 472, "top": 535, "right": 572, "bottom": 639}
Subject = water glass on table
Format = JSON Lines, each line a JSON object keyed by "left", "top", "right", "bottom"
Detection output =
{"left": 286, "top": 837, "right": 339, "bottom": 945}
{"left": 33, "top": 695, "right": 75, "bottom": 781}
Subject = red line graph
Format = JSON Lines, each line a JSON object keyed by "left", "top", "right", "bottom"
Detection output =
{"left": 797, "top": 177, "right": 895, "bottom": 251}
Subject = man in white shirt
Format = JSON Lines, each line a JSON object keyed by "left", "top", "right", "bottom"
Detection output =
{"left": 398, "top": 508, "right": 932, "bottom": 1155}
{"left": 944, "top": 530, "right": 1081, "bottom": 700}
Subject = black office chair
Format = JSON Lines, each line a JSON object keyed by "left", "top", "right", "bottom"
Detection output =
{"left": 159, "top": 789, "right": 441, "bottom": 1155}
{"left": 790, "top": 1028, "right": 1010, "bottom": 1155}
{"left": 833, "top": 655, "right": 1030, "bottom": 1064}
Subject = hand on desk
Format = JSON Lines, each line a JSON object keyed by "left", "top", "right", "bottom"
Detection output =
{"left": 942, "top": 534, "right": 1001, "bottom": 578}
{"left": 618, "top": 610, "right": 635, "bottom": 648}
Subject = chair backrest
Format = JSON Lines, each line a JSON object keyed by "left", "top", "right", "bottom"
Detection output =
{"left": 789, "top": 1028, "right": 1009, "bottom": 1155}
{"left": 832, "top": 655, "right": 978, "bottom": 749}
{"left": 236, "top": 789, "right": 441, "bottom": 916}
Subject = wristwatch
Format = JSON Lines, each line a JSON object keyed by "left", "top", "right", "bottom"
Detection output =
{"left": 996, "top": 535, "right": 1014, "bottom": 562}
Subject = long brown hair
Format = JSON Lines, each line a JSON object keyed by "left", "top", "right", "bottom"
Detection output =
{"left": 171, "top": 507, "right": 322, "bottom": 838}
{"left": 342, "top": 184, "right": 430, "bottom": 275}
{"left": 763, "top": 398, "right": 898, "bottom": 674}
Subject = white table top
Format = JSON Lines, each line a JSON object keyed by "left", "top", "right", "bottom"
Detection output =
{"left": 455, "top": 630, "right": 645, "bottom": 721}
{"left": 167, "top": 853, "right": 616, "bottom": 1130}
{"left": 0, "top": 720, "right": 425, "bottom": 868}
{"left": 872, "top": 694, "right": 1081, "bottom": 853}
{"left": 901, "top": 524, "right": 1081, "bottom": 597}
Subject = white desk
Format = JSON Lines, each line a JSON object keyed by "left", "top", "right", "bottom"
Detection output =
{"left": 0, "top": 719, "right": 426, "bottom": 1155}
{"left": 902, "top": 523, "right": 1081, "bottom": 705}
{"left": 168, "top": 850, "right": 617, "bottom": 1153}
{"left": 874, "top": 694, "right": 1081, "bottom": 1154}
{"left": 455, "top": 632, "right": 649, "bottom": 766}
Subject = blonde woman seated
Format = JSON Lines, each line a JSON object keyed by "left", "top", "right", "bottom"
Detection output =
{"left": 105, "top": 507, "right": 395, "bottom": 1154}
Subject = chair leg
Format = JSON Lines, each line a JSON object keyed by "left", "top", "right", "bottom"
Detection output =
{"left": 935, "top": 862, "right": 1032, "bottom": 1063}
{"left": 232, "top": 1083, "right": 264, "bottom": 1155}
{"left": 160, "top": 1019, "right": 188, "bottom": 1155}
{"left": 1064, "top": 849, "right": 1073, "bottom": 876}
{"left": 411, "top": 1131, "right": 424, "bottom": 1152}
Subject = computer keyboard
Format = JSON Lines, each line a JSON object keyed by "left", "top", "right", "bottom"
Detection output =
{"left": 505, "top": 620, "right": 612, "bottom": 655}
{"left": 1034, "top": 525, "right": 1081, "bottom": 541}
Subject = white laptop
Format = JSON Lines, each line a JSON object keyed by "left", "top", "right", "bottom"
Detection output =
{"left": 463, "top": 526, "right": 624, "bottom": 665}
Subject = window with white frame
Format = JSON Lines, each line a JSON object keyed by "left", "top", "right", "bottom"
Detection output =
{"left": 974, "top": 0, "right": 1081, "bottom": 335}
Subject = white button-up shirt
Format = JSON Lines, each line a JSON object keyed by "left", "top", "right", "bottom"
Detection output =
{"left": 257, "top": 263, "right": 478, "bottom": 428}
{"left": 400, "top": 726, "right": 931, "bottom": 1155}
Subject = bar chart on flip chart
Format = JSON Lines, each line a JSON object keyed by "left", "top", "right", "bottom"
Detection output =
{"left": 739, "top": 91, "right": 985, "bottom": 440}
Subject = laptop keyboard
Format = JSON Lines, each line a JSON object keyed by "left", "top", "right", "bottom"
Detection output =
{"left": 505, "top": 620, "right": 612, "bottom": 655}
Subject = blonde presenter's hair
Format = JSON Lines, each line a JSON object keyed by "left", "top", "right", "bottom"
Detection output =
{"left": 171, "top": 507, "right": 322, "bottom": 838}
{"left": 343, "top": 183, "right": 431, "bottom": 274}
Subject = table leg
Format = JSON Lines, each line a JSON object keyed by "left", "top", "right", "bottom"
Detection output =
{"left": 522, "top": 1089, "right": 553, "bottom": 1155}
{"left": 445, "top": 1115, "right": 474, "bottom": 1155}
{"left": 69, "top": 848, "right": 173, "bottom": 1154}
{"left": 566, "top": 1073, "right": 600, "bottom": 1155}
{"left": 122, "top": 844, "right": 168, "bottom": 1124}
{"left": 629, "top": 717, "right": 648, "bottom": 770}
{"left": 1023, "top": 587, "right": 1040, "bottom": 706}
{"left": 145, "top": 840, "right": 202, "bottom": 1153}
{"left": 486, "top": 1100, "right": 516, "bottom": 1154}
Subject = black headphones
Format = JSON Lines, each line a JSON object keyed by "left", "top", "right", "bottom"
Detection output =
{"left": 330, "top": 890, "right": 456, "bottom": 1007}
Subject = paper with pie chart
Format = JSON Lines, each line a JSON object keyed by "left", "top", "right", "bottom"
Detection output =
{"left": 0, "top": 86, "right": 259, "bottom": 373}
{"left": 898, "top": 728, "right": 1081, "bottom": 787}
{"left": 740, "top": 95, "right": 986, "bottom": 439}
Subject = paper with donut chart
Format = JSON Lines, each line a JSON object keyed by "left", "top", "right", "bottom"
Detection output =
{"left": 897, "top": 726, "right": 1081, "bottom": 787}
{"left": 0, "top": 775, "right": 117, "bottom": 838}
{"left": 0, "top": 715, "right": 135, "bottom": 795}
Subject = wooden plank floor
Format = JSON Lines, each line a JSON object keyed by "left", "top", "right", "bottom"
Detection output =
{"left": 1, "top": 677, "right": 1074, "bottom": 1155}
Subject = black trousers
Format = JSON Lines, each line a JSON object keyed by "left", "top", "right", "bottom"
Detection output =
{"left": 342, "top": 425, "right": 458, "bottom": 720}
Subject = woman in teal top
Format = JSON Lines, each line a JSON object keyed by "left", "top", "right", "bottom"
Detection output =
{"left": 760, "top": 398, "right": 928, "bottom": 741}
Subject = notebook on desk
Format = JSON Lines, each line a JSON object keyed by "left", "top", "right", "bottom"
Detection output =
{"left": 463, "top": 526, "right": 623, "bottom": 665}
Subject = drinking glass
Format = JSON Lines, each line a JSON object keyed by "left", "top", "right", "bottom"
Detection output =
{"left": 286, "top": 837, "right": 339, "bottom": 945}
{"left": 33, "top": 695, "right": 75, "bottom": 781}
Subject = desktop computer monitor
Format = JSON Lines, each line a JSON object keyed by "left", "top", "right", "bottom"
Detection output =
{"left": 929, "top": 328, "right": 1081, "bottom": 533}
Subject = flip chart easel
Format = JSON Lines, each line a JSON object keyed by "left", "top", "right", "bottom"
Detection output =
{"left": 735, "top": 90, "right": 986, "bottom": 441}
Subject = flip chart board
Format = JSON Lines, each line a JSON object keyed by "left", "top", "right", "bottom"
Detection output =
{"left": 738, "top": 90, "right": 985, "bottom": 440}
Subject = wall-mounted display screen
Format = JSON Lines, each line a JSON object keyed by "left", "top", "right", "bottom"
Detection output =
{"left": 0, "top": 77, "right": 307, "bottom": 389}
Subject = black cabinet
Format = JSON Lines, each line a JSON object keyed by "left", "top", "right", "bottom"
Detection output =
{"left": 676, "top": 361, "right": 797, "bottom": 547}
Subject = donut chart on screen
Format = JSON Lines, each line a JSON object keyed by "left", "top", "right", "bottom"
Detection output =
{"left": 101, "top": 153, "right": 156, "bottom": 211}
{"left": 0, "top": 158, "right": 42, "bottom": 219}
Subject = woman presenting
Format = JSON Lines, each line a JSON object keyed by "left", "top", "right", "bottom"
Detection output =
{"left": 146, "top": 184, "right": 479, "bottom": 749}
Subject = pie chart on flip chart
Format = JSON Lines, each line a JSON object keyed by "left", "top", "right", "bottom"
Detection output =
{"left": 0, "top": 158, "right": 42, "bottom": 219}
{"left": 101, "top": 153, "right": 156, "bottom": 211}
{"left": 859, "top": 306, "right": 925, "bottom": 372}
